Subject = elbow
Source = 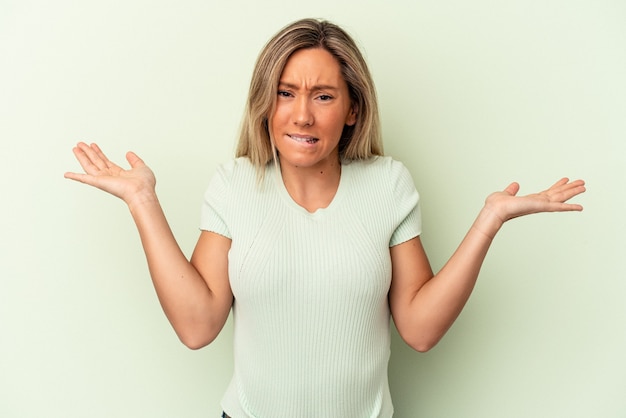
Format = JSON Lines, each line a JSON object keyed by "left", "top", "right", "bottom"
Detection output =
{"left": 400, "top": 330, "right": 443, "bottom": 353}
{"left": 394, "top": 317, "right": 448, "bottom": 353}
{"left": 179, "top": 332, "right": 217, "bottom": 350}
{"left": 170, "top": 310, "right": 230, "bottom": 350}
{"left": 181, "top": 336, "right": 212, "bottom": 350}
{"left": 409, "top": 340, "right": 437, "bottom": 353}
{"left": 176, "top": 326, "right": 221, "bottom": 350}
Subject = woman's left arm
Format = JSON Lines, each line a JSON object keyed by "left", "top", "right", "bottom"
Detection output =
{"left": 389, "top": 178, "right": 586, "bottom": 352}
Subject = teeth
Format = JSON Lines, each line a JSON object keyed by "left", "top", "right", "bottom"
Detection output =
{"left": 290, "top": 135, "right": 318, "bottom": 144}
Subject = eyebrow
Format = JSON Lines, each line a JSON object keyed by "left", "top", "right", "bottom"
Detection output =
{"left": 277, "top": 81, "right": 340, "bottom": 91}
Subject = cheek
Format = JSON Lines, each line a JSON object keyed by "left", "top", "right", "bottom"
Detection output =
{"left": 268, "top": 113, "right": 281, "bottom": 138}
{"left": 328, "top": 113, "right": 351, "bottom": 134}
{"left": 270, "top": 105, "right": 289, "bottom": 131}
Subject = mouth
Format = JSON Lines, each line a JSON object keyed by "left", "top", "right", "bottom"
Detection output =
{"left": 288, "top": 134, "right": 319, "bottom": 144}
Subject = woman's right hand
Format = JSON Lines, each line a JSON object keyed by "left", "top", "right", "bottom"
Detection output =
{"left": 64, "top": 142, "right": 157, "bottom": 206}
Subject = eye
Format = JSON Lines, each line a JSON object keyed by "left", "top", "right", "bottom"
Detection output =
{"left": 318, "top": 94, "right": 333, "bottom": 101}
{"left": 277, "top": 90, "right": 292, "bottom": 98}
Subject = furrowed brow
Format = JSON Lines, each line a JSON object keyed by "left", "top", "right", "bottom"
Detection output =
{"left": 278, "top": 81, "right": 339, "bottom": 92}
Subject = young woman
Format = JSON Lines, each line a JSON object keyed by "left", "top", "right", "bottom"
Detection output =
{"left": 65, "top": 18, "right": 585, "bottom": 418}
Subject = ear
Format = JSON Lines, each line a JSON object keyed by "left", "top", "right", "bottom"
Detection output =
{"left": 346, "top": 104, "right": 358, "bottom": 126}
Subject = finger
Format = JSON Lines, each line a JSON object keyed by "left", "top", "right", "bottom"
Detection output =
{"left": 541, "top": 178, "right": 569, "bottom": 197}
{"left": 548, "top": 179, "right": 585, "bottom": 195}
{"left": 549, "top": 202, "right": 584, "bottom": 212}
{"left": 91, "top": 143, "right": 117, "bottom": 170}
{"left": 64, "top": 171, "right": 96, "bottom": 186}
{"left": 566, "top": 179, "right": 586, "bottom": 189}
{"left": 72, "top": 144, "right": 102, "bottom": 175}
{"left": 503, "top": 182, "right": 520, "bottom": 196}
{"left": 559, "top": 185, "right": 586, "bottom": 203}
{"left": 126, "top": 151, "right": 146, "bottom": 169}
{"left": 77, "top": 142, "right": 109, "bottom": 172}
{"left": 549, "top": 180, "right": 586, "bottom": 202}
{"left": 549, "top": 177, "right": 570, "bottom": 189}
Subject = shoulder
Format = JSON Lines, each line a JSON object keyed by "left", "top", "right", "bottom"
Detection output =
{"left": 346, "top": 155, "right": 408, "bottom": 170}
{"left": 202, "top": 158, "right": 271, "bottom": 222}
{"left": 345, "top": 156, "right": 413, "bottom": 184}
{"left": 214, "top": 156, "right": 256, "bottom": 177}
{"left": 210, "top": 157, "right": 268, "bottom": 187}
{"left": 205, "top": 157, "right": 253, "bottom": 196}
{"left": 208, "top": 158, "right": 279, "bottom": 201}
{"left": 347, "top": 156, "right": 419, "bottom": 208}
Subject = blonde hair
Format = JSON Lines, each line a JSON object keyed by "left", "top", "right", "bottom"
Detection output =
{"left": 235, "top": 18, "right": 383, "bottom": 170}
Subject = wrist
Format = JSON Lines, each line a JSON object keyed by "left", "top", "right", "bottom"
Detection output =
{"left": 472, "top": 205, "right": 505, "bottom": 240}
{"left": 126, "top": 189, "right": 160, "bottom": 214}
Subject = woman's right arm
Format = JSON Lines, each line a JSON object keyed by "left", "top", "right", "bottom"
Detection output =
{"left": 65, "top": 142, "right": 232, "bottom": 349}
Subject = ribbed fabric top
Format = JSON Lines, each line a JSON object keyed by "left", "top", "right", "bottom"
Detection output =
{"left": 200, "top": 156, "right": 421, "bottom": 418}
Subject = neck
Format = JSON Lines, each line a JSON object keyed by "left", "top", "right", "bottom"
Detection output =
{"left": 279, "top": 158, "right": 342, "bottom": 213}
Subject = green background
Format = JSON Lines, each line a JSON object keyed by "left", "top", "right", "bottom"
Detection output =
{"left": 1, "top": 0, "right": 624, "bottom": 416}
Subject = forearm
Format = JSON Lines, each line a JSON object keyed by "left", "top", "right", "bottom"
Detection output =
{"left": 408, "top": 208, "right": 503, "bottom": 349}
{"left": 127, "top": 193, "right": 220, "bottom": 344}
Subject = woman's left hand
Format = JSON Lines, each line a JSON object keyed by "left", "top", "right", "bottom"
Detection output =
{"left": 477, "top": 178, "right": 586, "bottom": 237}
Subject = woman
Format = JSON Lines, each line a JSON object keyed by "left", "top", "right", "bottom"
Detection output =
{"left": 65, "top": 18, "right": 585, "bottom": 418}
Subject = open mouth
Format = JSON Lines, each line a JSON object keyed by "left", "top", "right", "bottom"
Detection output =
{"left": 289, "top": 134, "right": 319, "bottom": 144}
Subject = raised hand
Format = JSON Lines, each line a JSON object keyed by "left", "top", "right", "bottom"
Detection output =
{"left": 475, "top": 178, "right": 586, "bottom": 238}
{"left": 64, "top": 142, "right": 157, "bottom": 206}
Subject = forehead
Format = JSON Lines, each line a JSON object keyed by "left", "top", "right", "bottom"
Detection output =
{"left": 280, "top": 48, "right": 346, "bottom": 86}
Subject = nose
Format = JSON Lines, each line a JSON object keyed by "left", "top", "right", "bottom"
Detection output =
{"left": 292, "top": 96, "right": 313, "bottom": 126}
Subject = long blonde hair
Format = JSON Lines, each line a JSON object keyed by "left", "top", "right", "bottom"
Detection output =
{"left": 235, "top": 18, "right": 383, "bottom": 170}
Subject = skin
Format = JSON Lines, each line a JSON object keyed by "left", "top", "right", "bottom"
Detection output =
{"left": 65, "top": 144, "right": 232, "bottom": 348}
{"left": 64, "top": 47, "right": 586, "bottom": 352}
{"left": 270, "top": 47, "right": 356, "bottom": 212}
{"left": 389, "top": 179, "right": 585, "bottom": 351}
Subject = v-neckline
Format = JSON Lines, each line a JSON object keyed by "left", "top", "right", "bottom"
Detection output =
{"left": 273, "top": 161, "right": 350, "bottom": 217}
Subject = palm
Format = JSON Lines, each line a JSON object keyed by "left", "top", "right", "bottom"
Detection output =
{"left": 486, "top": 178, "right": 586, "bottom": 223}
{"left": 64, "top": 142, "right": 156, "bottom": 204}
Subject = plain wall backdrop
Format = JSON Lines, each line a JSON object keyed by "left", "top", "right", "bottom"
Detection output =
{"left": 1, "top": 0, "right": 625, "bottom": 417}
